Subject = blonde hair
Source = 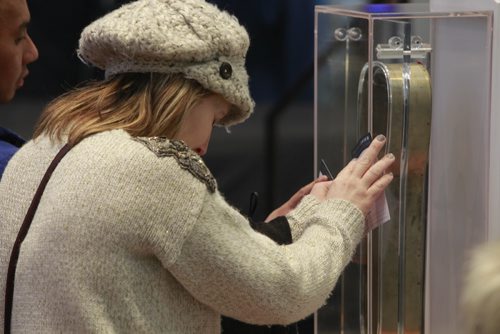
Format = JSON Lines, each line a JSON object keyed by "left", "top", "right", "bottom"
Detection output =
{"left": 461, "top": 240, "right": 500, "bottom": 334}
{"left": 34, "top": 73, "right": 211, "bottom": 145}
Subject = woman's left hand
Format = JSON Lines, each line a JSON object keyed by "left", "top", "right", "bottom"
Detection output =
{"left": 265, "top": 175, "right": 328, "bottom": 222}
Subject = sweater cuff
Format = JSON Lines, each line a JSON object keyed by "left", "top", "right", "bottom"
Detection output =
{"left": 318, "top": 199, "right": 365, "bottom": 243}
{"left": 286, "top": 195, "right": 321, "bottom": 241}
{"left": 287, "top": 196, "right": 365, "bottom": 243}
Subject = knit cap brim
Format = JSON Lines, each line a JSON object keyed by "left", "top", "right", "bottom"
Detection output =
{"left": 78, "top": 0, "right": 255, "bottom": 126}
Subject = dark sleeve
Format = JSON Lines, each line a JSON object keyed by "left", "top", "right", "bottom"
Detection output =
{"left": 0, "top": 128, "right": 25, "bottom": 177}
{"left": 249, "top": 216, "right": 293, "bottom": 245}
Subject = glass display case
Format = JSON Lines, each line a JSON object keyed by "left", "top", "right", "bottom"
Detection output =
{"left": 314, "top": 4, "right": 493, "bottom": 334}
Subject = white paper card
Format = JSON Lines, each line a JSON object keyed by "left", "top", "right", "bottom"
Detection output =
{"left": 366, "top": 192, "right": 391, "bottom": 230}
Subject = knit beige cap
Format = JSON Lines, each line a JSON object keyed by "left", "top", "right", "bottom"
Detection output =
{"left": 77, "top": 0, "right": 255, "bottom": 126}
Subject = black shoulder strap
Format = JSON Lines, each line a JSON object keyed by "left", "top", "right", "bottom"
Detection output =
{"left": 4, "top": 143, "right": 73, "bottom": 334}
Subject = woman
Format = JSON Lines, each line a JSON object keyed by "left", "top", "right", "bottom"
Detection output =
{"left": 0, "top": 0, "right": 394, "bottom": 332}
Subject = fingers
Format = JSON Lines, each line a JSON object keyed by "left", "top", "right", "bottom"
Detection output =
{"left": 336, "top": 158, "right": 357, "bottom": 179}
{"left": 367, "top": 172, "right": 394, "bottom": 198}
{"left": 266, "top": 176, "right": 330, "bottom": 222}
{"left": 310, "top": 180, "right": 332, "bottom": 201}
{"left": 321, "top": 134, "right": 395, "bottom": 216}
{"left": 289, "top": 176, "right": 327, "bottom": 205}
{"left": 362, "top": 153, "right": 395, "bottom": 187}
{"left": 316, "top": 174, "right": 329, "bottom": 182}
{"left": 352, "top": 135, "right": 387, "bottom": 177}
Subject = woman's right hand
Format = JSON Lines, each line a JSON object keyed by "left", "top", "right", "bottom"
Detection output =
{"left": 326, "top": 134, "right": 395, "bottom": 216}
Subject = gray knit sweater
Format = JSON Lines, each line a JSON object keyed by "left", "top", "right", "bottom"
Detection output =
{"left": 0, "top": 129, "right": 364, "bottom": 333}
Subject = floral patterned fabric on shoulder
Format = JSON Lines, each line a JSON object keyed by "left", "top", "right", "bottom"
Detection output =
{"left": 133, "top": 137, "right": 217, "bottom": 193}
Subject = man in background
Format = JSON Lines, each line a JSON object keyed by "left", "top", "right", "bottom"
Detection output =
{"left": 0, "top": 0, "right": 39, "bottom": 175}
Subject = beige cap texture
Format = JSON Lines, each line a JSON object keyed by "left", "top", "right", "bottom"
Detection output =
{"left": 78, "top": 0, "right": 255, "bottom": 126}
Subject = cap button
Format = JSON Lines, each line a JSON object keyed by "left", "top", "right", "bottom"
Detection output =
{"left": 219, "top": 62, "right": 233, "bottom": 80}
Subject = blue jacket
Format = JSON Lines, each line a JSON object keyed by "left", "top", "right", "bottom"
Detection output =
{"left": 0, "top": 127, "right": 25, "bottom": 177}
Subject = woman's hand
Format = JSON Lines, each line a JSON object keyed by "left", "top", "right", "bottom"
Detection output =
{"left": 265, "top": 134, "right": 394, "bottom": 221}
{"left": 327, "top": 134, "right": 394, "bottom": 216}
{"left": 265, "top": 175, "right": 328, "bottom": 222}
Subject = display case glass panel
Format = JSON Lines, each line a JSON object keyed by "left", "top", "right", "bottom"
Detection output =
{"left": 314, "top": 4, "right": 492, "bottom": 334}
